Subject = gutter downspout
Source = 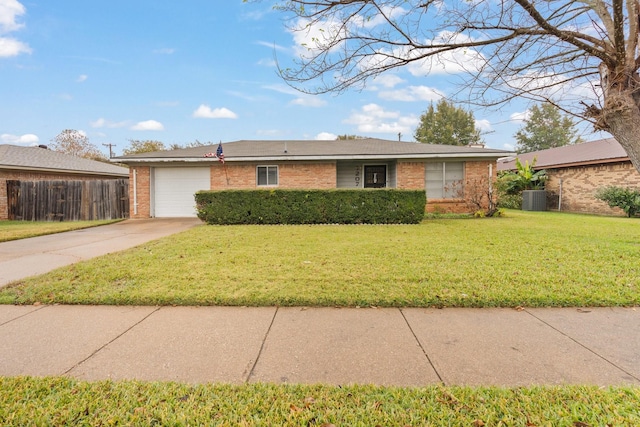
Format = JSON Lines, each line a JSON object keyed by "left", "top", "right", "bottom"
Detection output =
{"left": 558, "top": 178, "right": 563, "bottom": 211}
{"left": 133, "top": 168, "right": 138, "bottom": 216}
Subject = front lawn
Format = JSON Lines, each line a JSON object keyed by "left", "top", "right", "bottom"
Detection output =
{"left": 0, "top": 220, "right": 122, "bottom": 243}
{"left": 1, "top": 377, "right": 638, "bottom": 426}
{"left": 1, "top": 211, "right": 638, "bottom": 307}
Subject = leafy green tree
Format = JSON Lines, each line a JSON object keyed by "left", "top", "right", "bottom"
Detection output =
{"left": 515, "top": 103, "right": 582, "bottom": 154}
{"left": 414, "top": 99, "right": 482, "bottom": 146}
{"left": 122, "top": 140, "right": 166, "bottom": 155}
{"left": 50, "top": 129, "right": 106, "bottom": 161}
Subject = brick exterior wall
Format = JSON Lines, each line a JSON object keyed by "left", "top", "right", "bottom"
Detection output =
{"left": 397, "top": 162, "right": 426, "bottom": 189}
{"left": 545, "top": 161, "right": 640, "bottom": 215}
{"left": 1, "top": 169, "right": 127, "bottom": 221}
{"left": 129, "top": 166, "right": 150, "bottom": 219}
{"left": 130, "top": 160, "right": 499, "bottom": 218}
{"left": 209, "top": 162, "right": 336, "bottom": 189}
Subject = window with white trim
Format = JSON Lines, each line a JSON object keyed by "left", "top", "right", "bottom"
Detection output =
{"left": 426, "top": 162, "right": 464, "bottom": 199}
{"left": 257, "top": 165, "right": 278, "bottom": 186}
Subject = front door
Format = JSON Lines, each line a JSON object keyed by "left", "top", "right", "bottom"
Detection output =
{"left": 364, "top": 165, "right": 387, "bottom": 188}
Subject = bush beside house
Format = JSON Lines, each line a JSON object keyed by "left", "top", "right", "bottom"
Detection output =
{"left": 196, "top": 189, "right": 426, "bottom": 224}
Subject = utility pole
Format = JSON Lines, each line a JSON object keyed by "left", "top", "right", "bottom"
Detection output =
{"left": 102, "top": 143, "right": 116, "bottom": 158}
{"left": 398, "top": 132, "right": 402, "bottom": 141}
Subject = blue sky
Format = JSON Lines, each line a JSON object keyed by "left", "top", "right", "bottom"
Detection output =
{"left": 1, "top": 0, "right": 608, "bottom": 157}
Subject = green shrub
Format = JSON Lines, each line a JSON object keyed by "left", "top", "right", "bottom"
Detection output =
{"left": 195, "top": 189, "right": 426, "bottom": 225}
{"left": 594, "top": 186, "right": 640, "bottom": 217}
{"left": 497, "top": 193, "right": 523, "bottom": 209}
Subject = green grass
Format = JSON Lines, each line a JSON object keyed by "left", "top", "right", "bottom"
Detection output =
{"left": 1, "top": 211, "right": 639, "bottom": 307}
{"left": 0, "top": 377, "right": 638, "bottom": 426}
{"left": 0, "top": 220, "right": 122, "bottom": 242}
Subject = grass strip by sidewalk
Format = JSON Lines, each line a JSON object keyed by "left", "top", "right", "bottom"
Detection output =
{"left": 0, "top": 377, "right": 638, "bottom": 426}
{"left": 1, "top": 211, "right": 639, "bottom": 307}
{"left": 0, "top": 220, "right": 121, "bottom": 243}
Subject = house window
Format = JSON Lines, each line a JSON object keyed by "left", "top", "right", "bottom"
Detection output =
{"left": 257, "top": 166, "right": 278, "bottom": 186}
{"left": 426, "top": 162, "right": 464, "bottom": 199}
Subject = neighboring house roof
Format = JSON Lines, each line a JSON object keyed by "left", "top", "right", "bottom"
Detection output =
{"left": 497, "top": 138, "right": 629, "bottom": 171}
{"left": 113, "top": 138, "right": 513, "bottom": 163}
{"left": 0, "top": 144, "right": 129, "bottom": 177}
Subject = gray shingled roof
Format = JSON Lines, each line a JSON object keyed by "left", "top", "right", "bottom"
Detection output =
{"left": 497, "top": 138, "right": 629, "bottom": 171}
{"left": 0, "top": 144, "right": 129, "bottom": 177}
{"left": 113, "top": 138, "right": 513, "bottom": 163}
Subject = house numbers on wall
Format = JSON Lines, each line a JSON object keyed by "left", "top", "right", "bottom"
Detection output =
{"left": 355, "top": 165, "right": 361, "bottom": 187}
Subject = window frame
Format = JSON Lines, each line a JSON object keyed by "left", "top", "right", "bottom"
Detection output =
{"left": 256, "top": 165, "right": 279, "bottom": 187}
{"left": 425, "top": 161, "right": 465, "bottom": 199}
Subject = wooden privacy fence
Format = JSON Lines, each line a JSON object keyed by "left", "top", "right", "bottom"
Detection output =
{"left": 7, "top": 179, "right": 129, "bottom": 221}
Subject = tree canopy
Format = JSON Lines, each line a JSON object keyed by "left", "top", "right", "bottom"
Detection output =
{"left": 414, "top": 99, "right": 482, "bottom": 146}
{"left": 266, "top": 0, "right": 640, "bottom": 173}
{"left": 515, "top": 103, "right": 583, "bottom": 153}
{"left": 122, "top": 140, "right": 167, "bottom": 155}
{"left": 50, "top": 129, "right": 106, "bottom": 161}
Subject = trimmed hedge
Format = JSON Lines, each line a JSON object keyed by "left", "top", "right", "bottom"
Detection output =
{"left": 196, "top": 189, "right": 426, "bottom": 225}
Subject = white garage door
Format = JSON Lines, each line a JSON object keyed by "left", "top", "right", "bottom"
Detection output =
{"left": 154, "top": 167, "right": 210, "bottom": 217}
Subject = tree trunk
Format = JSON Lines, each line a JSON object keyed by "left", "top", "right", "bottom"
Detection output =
{"left": 603, "top": 93, "right": 640, "bottom": 174}
{"left": 599, "top": 65, "right": 640, "bottom": 174}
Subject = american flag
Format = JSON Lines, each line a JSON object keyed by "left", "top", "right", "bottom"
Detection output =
{"left": 203, "top": 142, "right": 225, "bottom": 163}
{"left": 215, "top": 142, "right": 224, "bottom": 163}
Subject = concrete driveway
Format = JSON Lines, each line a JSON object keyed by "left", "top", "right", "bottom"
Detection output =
{"left": 0, "top": 218, "right": 203, "bottom": 287}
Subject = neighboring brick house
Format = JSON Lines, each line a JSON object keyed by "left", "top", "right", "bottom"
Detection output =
{"left": 113, "top": 139, "right": 513, "bottom": 218}
{"left": 497, "top": 138, "right": 640, "bottom": 216}
{"left": 1, "top": 144, "right": 130, "bottom": 220}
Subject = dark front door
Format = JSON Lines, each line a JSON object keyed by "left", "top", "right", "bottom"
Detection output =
{"left": 364, "top": 165, "right": 387, "bottom": 188}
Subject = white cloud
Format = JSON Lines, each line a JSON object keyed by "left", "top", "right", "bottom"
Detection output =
{"left": 379, "top": 85, "right": 445, "bottom": 102}
{"left": 370, "top": 74, "right": 405, "bottom": 89}
{"left": 1, "top": 132, "right": 39, "bottom": 145}
{"left": 290, "top": 96, "right": 327, "bottom": 107}
{"left": 192, "top": 104, "right": 238, "bottom": 119}
{"left": 315, "top": 132, "right": 337, "bottom": 140}
{"left": 344, "top": 103, "right": 419, "bottom": 135}
{"left": 475, "top": 119, "right": 492, "bottom": 132}
{"left": 406, "top": 31, "right": 486, "bottom": 77}
{"left": 351, "top": 5, "right": 407, "bottom": 29}
{"left": 0, "top": 0, "right": 31, "bottom": 57}
{"left": 0, "top": 0, "right": 25, "bottom": 33}
{"left": 77, "top": 74, "right": 88, "bottom": 82}
{"left": 131, "top": 120, "right": 164, "bottom": 131}
{"left": 289, "top": 16, "right": 346, "bottom": 57}
{"left": 0, "top": 36, "right": 30, "bottom": 57}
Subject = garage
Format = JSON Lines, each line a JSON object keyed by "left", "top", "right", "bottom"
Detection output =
{"left": 153, "top": 167, "right": 210, "bottom": 217}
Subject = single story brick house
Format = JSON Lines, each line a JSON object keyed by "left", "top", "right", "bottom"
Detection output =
{"left": 497, "top": 138, "right": 640, "bottom": 215}
{"left": 113, "top": 139, "right": 512, "bottom": 218}
{"left": 1, "top": 144, "right": 130, "bottom": 220}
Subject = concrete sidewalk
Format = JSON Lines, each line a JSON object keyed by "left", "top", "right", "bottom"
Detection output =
{"left": 1, "top": 304, "right": 638, "bottom": 387}
{"left": 0, "top": 218, "right": 203, "bottom": 287}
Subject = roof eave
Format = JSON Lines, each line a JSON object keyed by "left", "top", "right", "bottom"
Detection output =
{"left": 0, "top": 165, "right": 129, "bottom": 177}
{"left": 115, "top": 152, "right": 514, "bottom": 164}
